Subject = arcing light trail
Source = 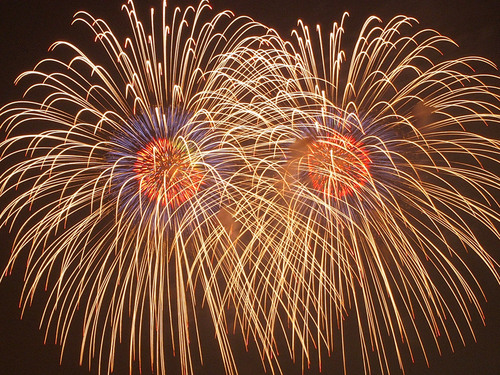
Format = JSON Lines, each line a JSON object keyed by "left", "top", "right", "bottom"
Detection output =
{"left": 1, "top": 2, "right": 499, "bottom": 375}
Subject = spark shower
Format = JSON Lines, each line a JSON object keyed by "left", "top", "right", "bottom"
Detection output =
{"left": 1, "top": 1, "right": 499, "bottom": 374}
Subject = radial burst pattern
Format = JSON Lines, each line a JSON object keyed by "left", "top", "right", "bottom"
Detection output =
{"left": 0, "top": 3, "right": 499, "bottom": 375}
{"left": 214, "top": 14, "right": 500, "bottom": 375}
{"left": 0, "top": 2, "right": 280, "bottom": 374}
{"left": 304, "top": 128, "right": 372, "bottom": 199}
{"left": 132, "top": 136, "right": 203, "bottom": 208}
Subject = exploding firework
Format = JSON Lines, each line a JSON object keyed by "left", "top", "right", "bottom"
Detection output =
{"left": 0, "top": 1, "right": 283, "bottom": 374}
{"left": 219, "top": 14, "right": 500, "bottom": 375}
{"left": 1, "top": 2, "right": 500, "bottom": 375}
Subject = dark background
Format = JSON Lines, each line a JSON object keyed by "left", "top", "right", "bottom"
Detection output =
{"left": 0, "top": 1, "right": 499, "bottom": 374}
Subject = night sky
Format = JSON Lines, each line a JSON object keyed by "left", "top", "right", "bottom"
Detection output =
{"left": 0, "top": 1, "right": 499, "bottom": 374}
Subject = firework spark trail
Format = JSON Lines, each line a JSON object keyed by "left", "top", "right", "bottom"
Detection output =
{"left": 1, "top": 3, "right": 500, "bottom": 375}
{"left": 0, "top": 1, "right": 290, "bottom": 374}
{"left": 211, "top": 14, "right": 500, "bottom": 375}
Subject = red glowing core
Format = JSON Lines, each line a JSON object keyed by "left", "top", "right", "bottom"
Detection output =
{"left": 307, "top": 134, "right": 371, "bottom": 198}
{"left": 133, "top": 138, "right": 204, "bottom": 208}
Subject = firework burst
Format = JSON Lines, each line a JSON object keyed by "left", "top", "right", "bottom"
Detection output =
{"left": 0, "top": 1, "right": 282, "bottom": 374}
{"left": 1, "top": 2, "right": 500, "bottom": 375}
{"left": 219, "top": 14, "right": 500, "bottom": 374}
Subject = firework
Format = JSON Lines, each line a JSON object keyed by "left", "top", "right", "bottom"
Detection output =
{"left": 2, "top": 2, "right": 500, "bottom": 375}
{"left": 0, "top": 1, "right": 283, "bottom": 374}
{"left": 220, "top": 14, "right": 500, "bottom": 374}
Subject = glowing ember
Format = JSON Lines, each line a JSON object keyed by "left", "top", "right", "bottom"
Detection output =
{"left": 307, "top": 134, "right": 371, "bottom": 198}
{"left": 133, "top": 138, "right": 204, "bottom": 208}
